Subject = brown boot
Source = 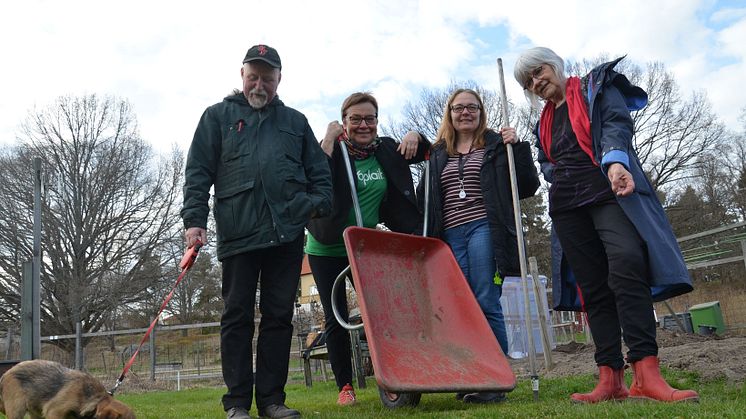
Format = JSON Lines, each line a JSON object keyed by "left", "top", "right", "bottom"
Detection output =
{"left": 629, "top": 356, "right": 699, "bottom": 402}
{"left": 571, "top": 366, "right": 629, "bottom": 403}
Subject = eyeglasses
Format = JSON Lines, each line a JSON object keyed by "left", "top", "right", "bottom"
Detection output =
{"left": 347, "top": 115, "right": 377, "bottom": 126}
{"left": 450, "top": 104, "right": 480, "bottom": 114}
{"left": 524, "top": 65, "right": 545, "bottom": 90}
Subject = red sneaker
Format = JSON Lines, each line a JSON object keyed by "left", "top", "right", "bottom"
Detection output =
{"left": 337, "top": 383, "right": 357, "bottom": 406}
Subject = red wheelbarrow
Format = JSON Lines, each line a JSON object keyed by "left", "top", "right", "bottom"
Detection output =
{"left": 339, "top": 226, "right": 516, "bottom": 408}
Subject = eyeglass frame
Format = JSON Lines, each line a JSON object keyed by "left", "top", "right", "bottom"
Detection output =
{"left": 449, "top": 104, "right": 481, "bottom": 114}
{"left": 524, "top": 64, "right": 547, "bottom": 90}
{"left": 346, "top": 114, "right": 378, "bottom": 126}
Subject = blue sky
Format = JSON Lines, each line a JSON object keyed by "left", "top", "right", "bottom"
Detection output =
{"left": 1, "top": 0, "right": 744, "bottom": 154}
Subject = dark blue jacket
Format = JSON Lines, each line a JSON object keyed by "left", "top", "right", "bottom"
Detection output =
{"left": 538, "top": 57, "right": 693, "bottom": 310}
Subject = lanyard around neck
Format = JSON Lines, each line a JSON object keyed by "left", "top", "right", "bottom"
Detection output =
{"left": 457, "top": 147, "right": 475, "bottom": 199}
{"left": 458, "top": 153, "right": 468, "bottom": 181}
{"left": 457, "top": 146, "right": 475, "bottom": 181}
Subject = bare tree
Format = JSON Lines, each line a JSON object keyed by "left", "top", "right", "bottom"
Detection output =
{"left": 712, "top": 107, "right": 746, "bottom": 220}
{"left": 162, "top": 199, "right": 223, "bottom": 328}
{"left": 0, "top": 94, "right": 183, "bottom": 352}
{"left": 382, "top": 80, "right": 507, "bottom": 142}
{"left": 695, "top": 154, "right": 738, "bottom": 225}
{"left": 167, "top": 247, "right": 222, "bottom": 326}
{"left": 666, "top": 105, "right": 746, "bottom": 228}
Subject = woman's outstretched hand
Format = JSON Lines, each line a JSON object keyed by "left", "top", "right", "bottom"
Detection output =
{"left": 608, "top": 163, "right": 635, "bottom": 197}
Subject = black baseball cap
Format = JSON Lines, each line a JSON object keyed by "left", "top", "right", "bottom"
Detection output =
{"left": 242, "top": 44, "right": 282, "bottom": 69}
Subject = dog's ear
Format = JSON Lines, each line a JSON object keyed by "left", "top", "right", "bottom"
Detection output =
{"left": 96, "top": 397, "right": 136, "bottom": 419}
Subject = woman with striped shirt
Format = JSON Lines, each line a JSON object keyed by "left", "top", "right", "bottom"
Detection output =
{"left": 419, "top": 88, "right": 539, "bottom": 404}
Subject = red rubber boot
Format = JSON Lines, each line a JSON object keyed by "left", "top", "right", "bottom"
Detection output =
{"left": 571, "top": 366, "right": 629, "bottom": 403}
{"left": 629, "top": 356, "right": 699, "bottom": 402}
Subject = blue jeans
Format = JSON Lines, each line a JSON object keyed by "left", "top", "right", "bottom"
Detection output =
{"left": 443, "top": 218, "right": 509, "bottom": 354}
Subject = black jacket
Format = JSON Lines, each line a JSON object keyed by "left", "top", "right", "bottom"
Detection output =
{"left": 419, "top": 130, "right": 540, "bottom": 277}
{"left": 307, "top": 136, "right": 429, "bottom": 244}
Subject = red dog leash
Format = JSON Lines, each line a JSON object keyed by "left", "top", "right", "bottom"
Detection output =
{"left": 108, "top": 240, "right": 203, "bottom": 395}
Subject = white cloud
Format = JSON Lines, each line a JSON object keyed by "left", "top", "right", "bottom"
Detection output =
{"left": 1, "top": 0, "right": 744, "bottom": 154}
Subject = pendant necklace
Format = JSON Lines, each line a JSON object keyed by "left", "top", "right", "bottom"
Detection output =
{"left": 457, "top": 145, "right": 474, "bottom": 199}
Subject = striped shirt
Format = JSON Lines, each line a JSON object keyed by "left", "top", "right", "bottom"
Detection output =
{"left": 441, "top": 148, "right": 488, "bottom": 229}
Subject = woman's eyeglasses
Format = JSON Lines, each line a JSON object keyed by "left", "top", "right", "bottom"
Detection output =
{"left": 524, "top": 65, "right": 545, "bottom": 90}
{"left": 347, "top": 115, "right": 377, "bottom": 126}
{"left": 450, "top": 104, "right": 480, "bottom": 114}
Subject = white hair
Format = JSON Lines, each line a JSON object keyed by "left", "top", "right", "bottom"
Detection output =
{"left": 514, "top": 47, "right": 567, "bottom": 109}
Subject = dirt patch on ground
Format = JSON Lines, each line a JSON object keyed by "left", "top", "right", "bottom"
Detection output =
{"left": 509, "top": 329, "right": 746, "bottom": 384}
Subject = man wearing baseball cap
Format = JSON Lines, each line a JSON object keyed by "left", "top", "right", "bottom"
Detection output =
{"left": 243, "top": 44, "right": 282, "bottom": 69}
{"left": 182, "top": 44, "right": 332, "bottom": 419}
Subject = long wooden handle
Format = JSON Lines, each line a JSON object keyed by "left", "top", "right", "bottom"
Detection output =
{"left": 497, "top": 57, "right": 540, "bottom": 397}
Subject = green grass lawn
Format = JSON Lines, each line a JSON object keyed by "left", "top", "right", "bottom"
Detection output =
{"left": 119, "top": 370, "right": 744, "bottom": 419}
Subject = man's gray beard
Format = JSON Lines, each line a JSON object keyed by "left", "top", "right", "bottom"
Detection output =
{"left": 248, "top": 93, "right": 268, "bottom": 109}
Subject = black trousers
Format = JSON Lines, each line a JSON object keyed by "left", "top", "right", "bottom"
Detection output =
{"left": 552, "top": 201, "right": 657, "bottom": 370}
{"left": 307, "top": 255, "right": 353, "bottom": 390}
{"left": 220, "top": 235, "right": 303, "bottom": 411}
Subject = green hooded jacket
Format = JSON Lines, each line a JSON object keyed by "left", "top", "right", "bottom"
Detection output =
{"left": 182, "top": 93, "right": 332, "bottom": 260}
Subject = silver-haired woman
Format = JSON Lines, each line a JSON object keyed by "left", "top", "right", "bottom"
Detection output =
{"left": 513, "top": 47, "right": 698, "bottom": 403}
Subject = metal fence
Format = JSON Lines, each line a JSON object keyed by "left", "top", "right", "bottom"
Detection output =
{"left": 1, "top": 319, "right": 322, "bottom": 391}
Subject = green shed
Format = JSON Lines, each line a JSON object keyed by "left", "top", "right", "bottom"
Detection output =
{"left": 688, "top": 301, "right": 725, "bottom": 336}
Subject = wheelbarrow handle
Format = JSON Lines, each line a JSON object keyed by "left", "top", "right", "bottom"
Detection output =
{"left": 422, "top": 149, "right": 431, "bottom": 237}
{"left": 331, "top": 265, "right": 364, "bottom": 331}
{"left": 332, "top": 133, "right": 364, "bottom": 331}
{"left": 338, "top": 133, "right": 363, "bottom": 227}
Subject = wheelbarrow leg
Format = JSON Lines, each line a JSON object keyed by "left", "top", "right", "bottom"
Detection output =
{"left": 350, "top": 328, "right": 367, "bottom": 389}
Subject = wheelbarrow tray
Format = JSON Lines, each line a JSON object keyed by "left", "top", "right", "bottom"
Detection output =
{"left": 343, "top": 227, "right": 516, "bottom": 393}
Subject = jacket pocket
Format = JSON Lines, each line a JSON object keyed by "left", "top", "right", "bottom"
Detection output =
{"left": 277, "top": 126, "right": 304, "bottom": 161}
{"left": 279, "top": 152, "right": 313, "bottom": 223}
{"left": 279, "top": 152, "right": 309, "bottom": 196}
{"left": 213, "top": 180, "right": 256, "bottom": 242}
{"left": 221, "top": 122, "right": 250, "bottom": 163}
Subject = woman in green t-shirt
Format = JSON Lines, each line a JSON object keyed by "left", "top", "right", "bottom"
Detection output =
{"left": 305, "top": 92, "right": 429, "bottom": 406}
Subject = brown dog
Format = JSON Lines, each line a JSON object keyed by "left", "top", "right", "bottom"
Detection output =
{"left": 0, "top": 359, "right": 135, "bottom": 419}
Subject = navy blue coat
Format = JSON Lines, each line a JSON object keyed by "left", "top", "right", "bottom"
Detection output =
{"left": 538, "top": 57, "right": 693, "bottom": 311}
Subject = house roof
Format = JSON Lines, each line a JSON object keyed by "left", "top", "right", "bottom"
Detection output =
{"left": 301, "top": 253, "right": 312, "bottom": 275}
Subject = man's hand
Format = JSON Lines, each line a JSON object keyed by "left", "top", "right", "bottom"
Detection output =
{"left": 607, "top": 163, "right": 635, "bottom": 197}
{"left": 185, "top": 227, "right": 207, "bottom": 248}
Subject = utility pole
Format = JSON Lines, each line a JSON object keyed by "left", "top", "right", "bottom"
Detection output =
{"left": 21, "top": 158, "right": 42, "bottom": 359}
{"left": 32, "top": 157, "right": 41, "bottom": 358}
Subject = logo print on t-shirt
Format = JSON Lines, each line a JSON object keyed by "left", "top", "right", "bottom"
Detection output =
{"left": 358, "top": 168, "right": 384, "bottom": 187}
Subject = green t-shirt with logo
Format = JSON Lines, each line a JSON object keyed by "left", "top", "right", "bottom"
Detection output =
{"left": 306, "top": 156, "right": 387, "bottom": 257}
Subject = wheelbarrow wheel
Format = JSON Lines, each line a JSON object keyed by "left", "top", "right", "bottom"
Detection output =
{"left": 378, "top": 386, "right": 421, "bottom": 408}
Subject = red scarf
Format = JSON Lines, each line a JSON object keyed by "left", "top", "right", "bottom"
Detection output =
{"left": 538, "top": 76, "right": 595, "bottom": 165}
